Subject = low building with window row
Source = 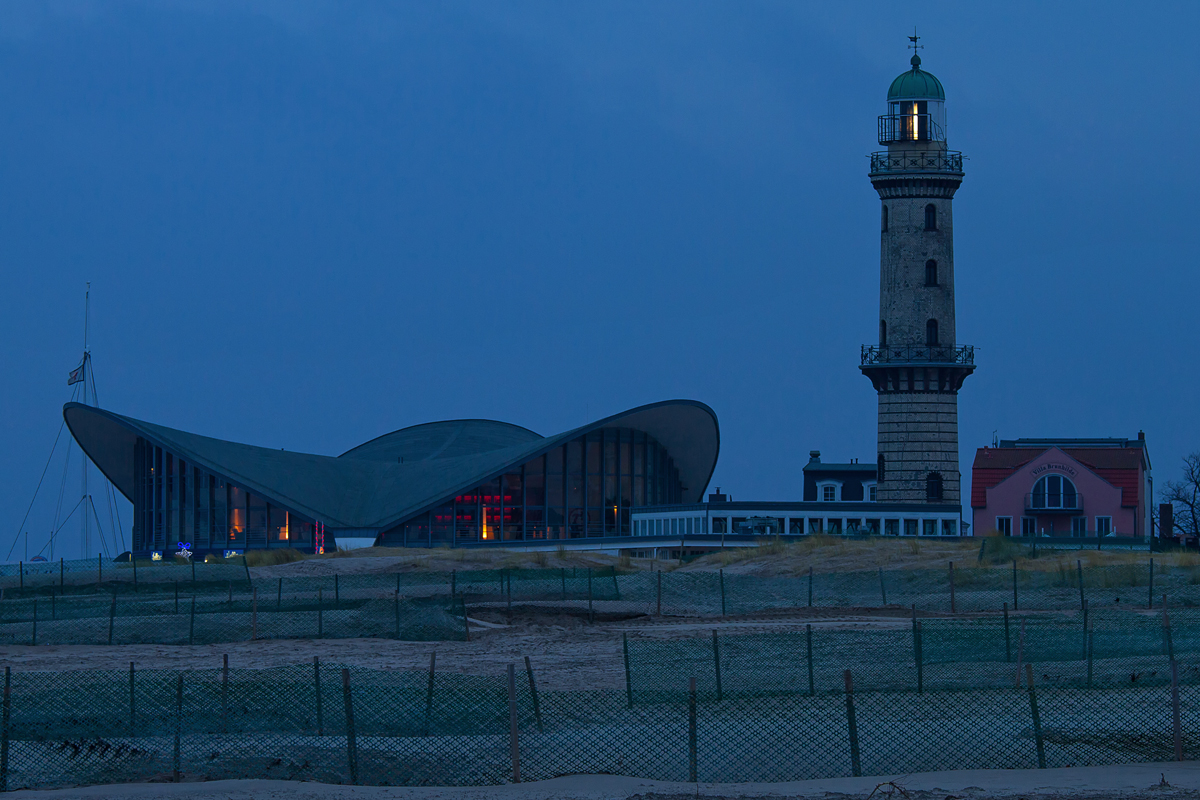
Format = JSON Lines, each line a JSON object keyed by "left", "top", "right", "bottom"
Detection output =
{"left": 970, "top": 435, "right": 1152, "bottom": 539}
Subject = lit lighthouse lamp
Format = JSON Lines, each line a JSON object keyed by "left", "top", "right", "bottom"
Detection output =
{"left": 880, "top": 46, "right": 947, "bottom": 146}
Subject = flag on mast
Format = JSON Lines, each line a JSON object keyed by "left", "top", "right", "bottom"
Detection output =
{"left": 68, "top": 359, "right": 85, "bottom": 385}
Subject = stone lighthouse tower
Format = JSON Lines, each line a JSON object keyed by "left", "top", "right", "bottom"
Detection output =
{"left": 860, "top": 39, "right": 975, "bottom": 506}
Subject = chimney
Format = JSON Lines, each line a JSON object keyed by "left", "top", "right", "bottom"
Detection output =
{"left": 808, "top": 450, "right": 821, "bottom": 463}
{"left": 1138, "top": 430, "right": 1145, "bottom": 441}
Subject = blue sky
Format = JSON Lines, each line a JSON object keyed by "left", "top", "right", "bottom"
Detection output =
{"left": 2, "top": 1, "right": 1198, "bottom": 558}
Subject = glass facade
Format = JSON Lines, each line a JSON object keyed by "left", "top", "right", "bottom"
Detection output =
{"left": 382, "top": 427, "right": 683, "bottom": 545}
{"left": 133, "top": 438, "right": 315, "bottom": 554}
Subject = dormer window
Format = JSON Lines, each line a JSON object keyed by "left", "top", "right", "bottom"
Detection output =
{"left": 817, "top": 480, "right": 842, "bottom": 502}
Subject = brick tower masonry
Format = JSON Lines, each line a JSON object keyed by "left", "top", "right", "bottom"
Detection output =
{"left": 860, "top": 44, "right": 975, "bottom": 505}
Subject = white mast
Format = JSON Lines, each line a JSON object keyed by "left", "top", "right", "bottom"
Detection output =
{"left": 81, "top": 283, "right": 90, "bottom": 558}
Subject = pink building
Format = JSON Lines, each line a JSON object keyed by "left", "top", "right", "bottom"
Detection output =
{"left": 971, "top": 436, "right": 1151, "bottom": 538}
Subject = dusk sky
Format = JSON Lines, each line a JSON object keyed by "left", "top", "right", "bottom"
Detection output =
{"left": 2, "top": 1, "right": 1197, "bottom": 559}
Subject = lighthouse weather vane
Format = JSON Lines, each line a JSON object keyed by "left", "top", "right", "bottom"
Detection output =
{"left": 908, "top": 29, "right": 923, "bottom": 53}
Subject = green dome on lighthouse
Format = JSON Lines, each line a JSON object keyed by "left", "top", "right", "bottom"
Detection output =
{"left": 887, "top": 53, "right": 945, "bottom": 100}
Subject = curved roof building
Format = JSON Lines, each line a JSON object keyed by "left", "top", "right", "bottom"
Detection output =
{"left": 64, "top": 400, "right": 719, "bottom": 556}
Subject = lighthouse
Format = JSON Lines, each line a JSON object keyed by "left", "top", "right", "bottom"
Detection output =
{"left": 860, "top": 37, "right": 975, "bottom": 507}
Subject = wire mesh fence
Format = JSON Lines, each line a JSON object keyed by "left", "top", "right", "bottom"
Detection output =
{"left": 1, "top": 643, "right": 1199, "bottom": 790}
{"left": 1, "top": 558, "right": 1199, "bottom": 647}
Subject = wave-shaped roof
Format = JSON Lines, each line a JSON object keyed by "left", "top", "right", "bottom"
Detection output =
{"left": 64, "top": 400, "right": 719, "bottom": 532}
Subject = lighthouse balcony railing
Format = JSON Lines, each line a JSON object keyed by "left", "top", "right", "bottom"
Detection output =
{"left": 869, "top": 149, "right": 963, "bottom": 174}
{"left": 877, "top": 113, "right": 946, "bottom": 145}
{"left": 860, "top": 344, "right": 975, "bottom": 366}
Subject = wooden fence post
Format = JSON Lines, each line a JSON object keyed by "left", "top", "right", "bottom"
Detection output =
{"left": 719, "top": 569, "right": 726, "bottom": 616}
{"left": 313, "top": 656, "right": 323, "bottom": 736}
{"left": 172, "top": 674, "right": 183, "bottom": 782}
{"left": 948, "top": 561, "right": 956, "bottom": 614}
{"left": 1025, "top": 663, "right": 1046, "bottom": 769}
{"left": 243, "top": 556, "right": 252, "bottom": 589}
{"left": 845, "top": 670, "right": 861, "bottom": 777}
{"left": 1172, "top": 660, "right": 1184, "bottom": 762}
{"left": 342, "top": 668, "right": 358, "bottom": 785}
{"left": 1076, "top": 559, "right": 1085, "bottom": 610}
{"left": 525, "top": 656, "right": 543, "bottom": 733}
{"left": 806, "top": 624, "right": 815, "bottom": 697}
{"left": 712, "top": 630, "right": 723, "bottom": 702}
{"left": 107, "top": 593, "right": 116, "bottom": 645}
{"left": 507, "top": 664, "right": 520, "bottom": 783}
{"left": 656, "top": 569, "right": 663, "bottom": 617}
{"left": 394, "top": 591, "right": 401, "bottom": 639}
{"left": 1004, "top": 602, "right": 1011, "bottom": 662}
{"left": 623, "top": 633, "right": 634, "bottom": 708}
{"left": 422, "top": 652, "right": 435, "bottom": 737}
{"left": 1015, "top": 619, "right": 1026, "bottom": 689}
{"left": 1164, "top": 607, "right": 1175, "bottom": 662}
{"left": 687, "top": 677, "right": 697, "bottom": 782}
{"left": 1, "top": 666, "right": 10, "bottom": 793}
{"left": 129, "top": 661, "right": 136, "bottom": 733}
{"left": 277, "top": 578, "right": 283, "bottom": 610}
{"left": 1087, "top": 628, "right": 1094, "bottom": 688}
{"left": 221, "top": 654, "right": 229, "bottom": 733}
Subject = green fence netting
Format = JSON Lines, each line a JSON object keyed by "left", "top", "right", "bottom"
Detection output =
{"left": 0, "top": 650, "right": 1198, "bottom": 790}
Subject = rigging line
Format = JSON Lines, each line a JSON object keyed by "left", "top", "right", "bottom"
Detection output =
{"left": 105, "top": 481, "right": 119, "bottom": 553}
{"left": 88, "top": 495, "right": 110, "bottom": 559}
{"left": 7, "top": 420, "right": 68, "bottom": 561}
{"left": 36, "top": 496, "right": 86, "bottom": 558}
{"left": 111, "top": 482, "right": 126, "bottom": 552}
{"left": 50, "top": 441, "right": 74, "bottom": 552}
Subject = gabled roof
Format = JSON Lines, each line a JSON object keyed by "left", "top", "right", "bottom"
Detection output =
{"left": 64, "top": 400, "right": 720, "bottom": 532}
{"left": 971, "top": 443, "right": 1147, "bottom": 508}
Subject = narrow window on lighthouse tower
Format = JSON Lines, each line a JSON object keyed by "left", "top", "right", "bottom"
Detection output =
{"left": 881, "top": 205, "right": 889, "bottom": 232}
{"left": 925, "top": 259, "right": 938, "bottom": 286}
{"left": 880, "top": 320, "right": 887, "bottom": 346}
{"left": 926, "top": 319, "right": 939, "bottom": 346}
{"left": 924, "top": 203, "right": 937, "bottom": 231}
{"left": 926, "top": 472, "right": 944, "bottom": 501}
